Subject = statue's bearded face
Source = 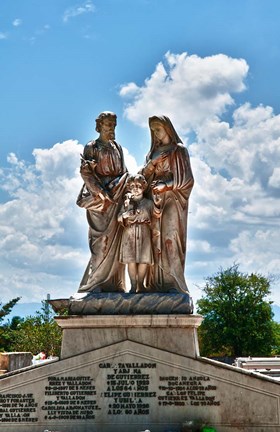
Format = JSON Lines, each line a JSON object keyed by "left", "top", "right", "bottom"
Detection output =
{"left": 100, "top": 117, "right": 116, "bottom": 141}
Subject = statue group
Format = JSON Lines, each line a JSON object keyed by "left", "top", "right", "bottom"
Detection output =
{"left": 77, "top": 112, "right": 194, "bottom": 295}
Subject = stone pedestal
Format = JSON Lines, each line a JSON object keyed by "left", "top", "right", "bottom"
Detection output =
{"left": 55, "top": 315, "right": 202, "bottom": 359}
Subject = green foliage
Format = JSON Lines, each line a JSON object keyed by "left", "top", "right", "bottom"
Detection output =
{"left": 197, "top": 264, "right": 276, "bottom": 357}
{"left": 10, "top": 301, "right": 62, "bottom": 357}
{"left": 0, "top": 297, "right": 21, "bottom": 322}
{"left": 0, "top": 297, "right": 21, "bottom": 352}
{"left": 271, "top": 321, "right": 280, "bottom": 355}
{"left": 0, "top": 316, "right": 24, "bottom": 352}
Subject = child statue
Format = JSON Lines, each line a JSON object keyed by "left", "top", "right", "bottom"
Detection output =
{"left": 118, "top": 174, "right": 161, "bottom": 293}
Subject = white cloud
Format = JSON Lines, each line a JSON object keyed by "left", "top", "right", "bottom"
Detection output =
{"left": 188, "top": 104, "right": 280, "bottom": 298}
{"left": 7, "top": 152, "right": 23, "bottom": 166}
{"left": 269, "top": 167, "right": 280, "bottom": 188}
{"left": 188, "top": 239, "right": 212, "bottom": 254}
{"left": 0, "top": 32, "right": 7, "bottom": 40}
{"left": 63, "top": 1, "right": 95, "bottom": 23}
{"left": 0, "top": 140, "right": 86, "bottom": 301}
{"left": 193, "top": 103, "right": 280, "bottom": 184}
{"left": 122, "top": 147, "right": 140, "bottom": 174}
{"left": 12, "top": 18, "right": 22, "bottom": 27}
{"left": 0, "top": 140, "right": 138, "bottom": 302}
{"left": 229, "top": 229, "right": 280, "bottom": 275}
{"left": 119, "top": 82, "right": 140, "bottom": 98}
{"left": 120, "top": 51, "right": 249, "bottom": 131}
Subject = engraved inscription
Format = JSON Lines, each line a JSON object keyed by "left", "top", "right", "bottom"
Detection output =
{"left": 42, "top": 376, "right": 101, "bottom": 420}
{"left": 0, "top": 393, "right": 38, "bottom": 423}
{"left": 158, "top": 375, "right": 220, "bottom": 407}
{"left": 99, "top": 362, "right": 157, "bottom": 416}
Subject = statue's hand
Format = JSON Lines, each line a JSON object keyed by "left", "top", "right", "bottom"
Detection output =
{"left": 122, "top": 210, "right": 137, "bottom": 226}
{"left": 87, "top": 160, "right": 97, "bottom": 170}
{"left": 152, "top": 181, "right": 167, "bottom": 194}
{"left": 123, "top": 192, "right": 132, "bottom": 209}
{"left": 150, "top": 151, "right": 169, "bottom": 166}
{"left": 80, "top": 159, "right": 97, "bottom": 174}
{"left": 153, "top": 193, "right": 162, "bottom": 205}
{"left": 122, "top": 210, "right": 134, "bottom": 219}
{"left": 80, "top": 163, "right": 91, "bottom": 175}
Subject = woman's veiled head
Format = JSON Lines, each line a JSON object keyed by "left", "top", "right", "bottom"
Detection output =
{"left": 148, "top": 115, "right": 182, "bottom": 149}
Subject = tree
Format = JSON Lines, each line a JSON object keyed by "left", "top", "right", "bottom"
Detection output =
{"left": 0, "top": 316, "right": 24, "bottom": 352}
{"left": 197, "top": 264, "right": 276, "bottom": 357}
{"left": 271, "top": 321, "right": 280, "bottom": 356}
{"left": 0, "top": 297, "right": 21, "bottom": 323}
{"left": 0, "top": 297, "right": 21, "bottom": 352}
{"left": 10, "top": 301, "right": 62, "bottom": 357}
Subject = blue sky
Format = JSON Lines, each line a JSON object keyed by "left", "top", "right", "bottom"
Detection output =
{"left": 1, "top": 0, "right": 280, "bottom": 311}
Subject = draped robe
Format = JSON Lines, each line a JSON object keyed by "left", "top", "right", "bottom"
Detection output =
{"left": 142, "top": 117, "right": 194, "bottom": 293}
{"left": 77, "top": 139, "right": 128, "bottom": 292}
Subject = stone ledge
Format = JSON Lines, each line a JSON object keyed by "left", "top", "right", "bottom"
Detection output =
{"left": 55, "top": 314, "right": 203, "bottom": 329}
{"left": 0, "top": 352, "right": 33, "bottom": 372}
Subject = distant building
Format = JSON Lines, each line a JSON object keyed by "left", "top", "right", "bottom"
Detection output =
{"left": 233, "top": 357, "right": 280, "bottom": 381}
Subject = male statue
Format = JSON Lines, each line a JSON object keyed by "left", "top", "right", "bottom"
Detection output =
{"left": 77, "top": 111, "right": 128, "bottom": 292}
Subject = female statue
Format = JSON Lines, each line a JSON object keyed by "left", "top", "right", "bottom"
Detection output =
{"left": 141, "top": 115, "right": 194, "bottom": 294}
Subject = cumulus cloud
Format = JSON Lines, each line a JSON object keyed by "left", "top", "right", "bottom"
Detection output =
{"left": 229, "top": 230, "right": 280, "bottom": 275}
{"left": 189, "top": 104, "right": 280, "bottom": 297}
{"left": 268, "top": 167, "right": 280, "bottom": 188}
{"left": 122, "top": 147, "right": 140, "bottom": 174}
{"left": 0, "top": 141, "right": 85, "bottom": 280}
{"left": 119, "top": 82, "right": 140, "bottom": 98}
{"left": 0, "top": 140, "right": 138, "bottom": 302}
{"left": 120, "top": 51, "right": 280, "bottom": 304}
{"left": 120, "top": 51, "right": 249, "bottom": 131}
{"left": 194, "top": 103, "right": 280, "bottom": 183}
{"left": 12, "top": 18, "right": 22, "bottom": 27}
{"left": 63, "top": 1, "right": 95, "bottom": 23}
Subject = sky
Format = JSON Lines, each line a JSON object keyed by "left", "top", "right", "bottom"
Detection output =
{"left": 1, "top": 0, "right": 280, "bottom": 311}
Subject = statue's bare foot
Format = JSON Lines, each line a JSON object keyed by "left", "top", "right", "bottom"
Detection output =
{"left": 137, "top": 284, "right": 147, "bottom": 293}
{"left": 129, "top": 283, "right": 137, "bottom": 293}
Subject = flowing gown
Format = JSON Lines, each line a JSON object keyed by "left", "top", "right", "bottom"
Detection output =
{"left": 142, "top": 142, "right": 194, "bottom": 293}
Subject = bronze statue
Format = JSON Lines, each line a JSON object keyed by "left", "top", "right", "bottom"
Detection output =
{"left": 76, "top": 112, "right": 128, "bottom": 292}
{"left": 76, "top": 112, "right": 193, "bottom": 298}
{"left": 141, "top": 115, "right": 194, "bottom": 294}
{"left": 117, "top": 174, "right": 161, "bottom": 293}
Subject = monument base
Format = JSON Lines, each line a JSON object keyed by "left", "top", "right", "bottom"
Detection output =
{"left": 0, "top": 313, "right": 279, "bottom": 431}
{"left": 56, "top": 314, "right": 202, "bottom": 359}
